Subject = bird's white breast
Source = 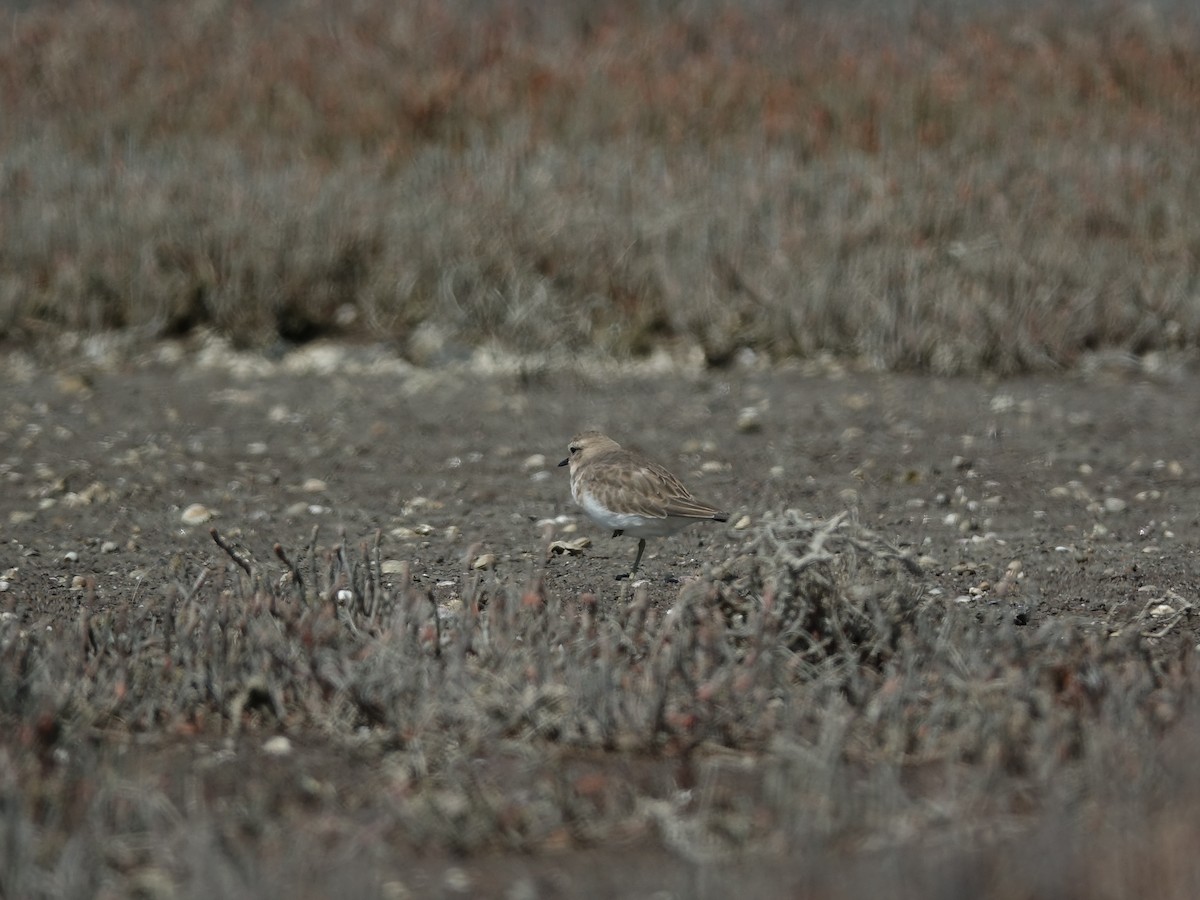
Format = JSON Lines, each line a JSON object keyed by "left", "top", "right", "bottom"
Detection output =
{"left": 576, "top": 487, "right": 693, "bottom": 538}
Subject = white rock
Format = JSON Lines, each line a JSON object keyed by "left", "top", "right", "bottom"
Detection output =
{"left": 262, "top": 736, "right": 292, "bottom": 757}
{"left": 180, "top": 503, "right": 213, "bottom": 525}
{"left": 989, "top": 394, "right": 1015, "bottom": 413}
{"left": 736, "top": 407, "right": 763, "bottom": 433}
{"left": 442, "top": 867, "right": 472, "bottom": 893}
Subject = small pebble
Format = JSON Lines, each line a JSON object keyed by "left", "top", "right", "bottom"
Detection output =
{"left": 443, "top": 867, "right": 472, "bottom": 893}
{"left": 381, "top": 881, "right": 413, "bottom": 900}
{"left": 262, "top": 736, "right": 292, "bottom": 757}
{"left": 180, "top": 503, "right": 213, "bottom": 525}
{"left": 736, "top": 407, "right": 763, "bottom": 433}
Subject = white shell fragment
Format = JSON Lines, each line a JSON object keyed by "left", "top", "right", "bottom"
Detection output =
{"left": 549, "top": 537, "right": 591, "bottom": 556}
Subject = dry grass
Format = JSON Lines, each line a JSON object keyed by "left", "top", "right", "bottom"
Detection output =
{"left": 1, "top": 515, "right": 1194, "bottom": 896}
{"left": 2, "top": 0, "right": 1199, "bottom": 371}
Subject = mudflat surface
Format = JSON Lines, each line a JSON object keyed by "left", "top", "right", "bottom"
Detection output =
{"left": 2, "top": 346, "right": 1199, "bottom": 898}
{"left": 4, "top": 351, "right": 1197, "bottom": 643}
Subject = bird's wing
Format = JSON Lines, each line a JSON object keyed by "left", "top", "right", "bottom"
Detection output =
{"left": 590, "top": 454, "right": 726, "bottom": 520}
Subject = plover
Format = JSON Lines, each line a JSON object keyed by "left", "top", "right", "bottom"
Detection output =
{"left": 558, "top": 430, "right": 729, "bottom": 576}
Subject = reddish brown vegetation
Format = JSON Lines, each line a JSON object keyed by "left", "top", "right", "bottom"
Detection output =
{"left": 1, "top": 1, "right": 1198, "bottom": 370}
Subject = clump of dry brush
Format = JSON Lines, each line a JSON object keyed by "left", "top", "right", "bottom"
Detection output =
{"left": 707, "top": 509, "right": 927, "bottom": 668}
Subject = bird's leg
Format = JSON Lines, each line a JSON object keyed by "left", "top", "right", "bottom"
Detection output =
{"left": 631, "top": 538, "right": 647, "bottom": 575}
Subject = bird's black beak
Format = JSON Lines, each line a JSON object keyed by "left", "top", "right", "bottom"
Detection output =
{"left": 558, "top": 457, "right": 570, "bottom": 467}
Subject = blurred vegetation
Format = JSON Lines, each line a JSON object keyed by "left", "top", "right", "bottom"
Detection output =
{"left": 1, "top": 518, "right": 1195, "bottom": 897}
{"left": 1, "top": 0, "right": 1199, "bottom": 371}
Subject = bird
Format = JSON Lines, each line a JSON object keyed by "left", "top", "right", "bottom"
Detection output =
{"left": 558, "top": 430, "right": 730, "bottom": 577}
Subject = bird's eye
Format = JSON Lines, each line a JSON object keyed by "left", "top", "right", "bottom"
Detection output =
{"left": 570, "top": 445, "right": 579, "bottom": 454}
